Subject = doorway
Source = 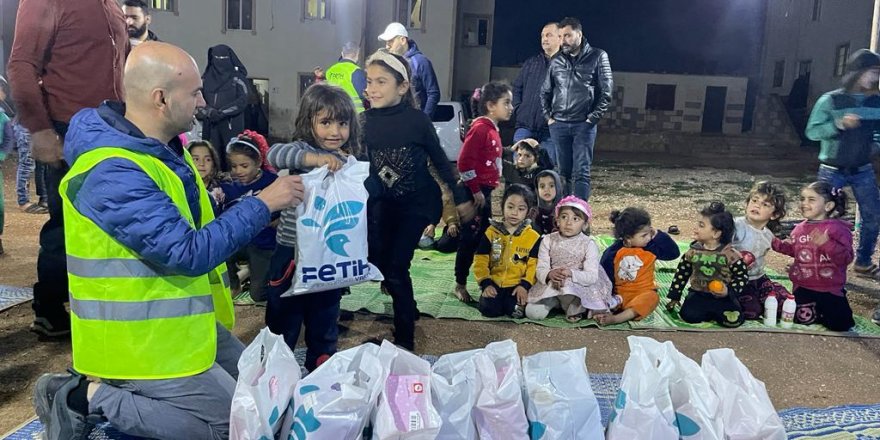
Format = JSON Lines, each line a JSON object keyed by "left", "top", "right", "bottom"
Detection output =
{"left": 701, "top": 86, "right": 727, "bottom": 133}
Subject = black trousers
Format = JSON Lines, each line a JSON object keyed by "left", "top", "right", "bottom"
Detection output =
{"left": 32, "top": 122, "right": 70, "bottom": 321}
{"left": 479, "top": 286, "right": 518, "bottom": 317}
{"left": 793, "top": 287, "right": 855, "bottom": 331}
{"left": 454, "top": 186, "right": 494, "bottom": 285}
{"left": 368, "top": 188, "right": 440, "bottom": 351}
{"left": 679, "top": 289, "right": 745, "bottom": 328}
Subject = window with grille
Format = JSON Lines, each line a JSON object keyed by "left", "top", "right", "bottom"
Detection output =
{"left": 151, "top": 0, "right": 176, "bottom": 12}
{"left": 834, "top": 43, "right": 849, "bottom": 77}
{"left": 303, "top": 0, "right": 330, "bottom": 20}
{"left": 773, "top": 60, "right": 785, "bottom": 87}
{"left": 645, "top": 84, "right": 676, "bottom": 111}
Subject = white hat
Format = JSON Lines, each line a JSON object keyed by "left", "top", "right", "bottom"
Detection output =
{"left": 378, "top": 22, "right": 408, "bottom": 41}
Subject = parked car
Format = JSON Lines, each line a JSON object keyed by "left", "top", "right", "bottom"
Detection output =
{"left": 432, "top": 101, "right": 467, "bottom": 162}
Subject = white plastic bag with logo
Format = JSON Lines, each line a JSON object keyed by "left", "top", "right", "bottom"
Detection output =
{"left": 431, "top": 349, "right": 481, "bottom": 440}
{"left": 606, "top": 337, "right": 678, "bottom": 440}
{"left": 280, "top": 342, "right": 387, "bottom": 440}
{"left": 472, "top": 340, "right": 529, "bottom": 440}
{"left": 372, "top": 340, "right": 442, "bottom": 439}
{"left": 287, "top": 157, "right": 383, "bottom": 296}
{"left": 701, "top": 348, "right": 786, "bottom": 440}
{"left": 230, "top": 327, "right": 302, "bottom": 440}
{"left": 522, "top": 348, "right": 602, "bottom": 440}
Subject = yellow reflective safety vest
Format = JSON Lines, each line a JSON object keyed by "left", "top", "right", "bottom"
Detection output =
{"left": 325, "top": 60, "right": 366, "bottom": 113}
{"left": 60, "top": 147, "right": 234, "bottom": 380}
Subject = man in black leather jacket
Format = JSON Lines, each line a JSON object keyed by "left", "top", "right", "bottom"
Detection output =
{"left": 540, "top": 17, "right": 612, "bottom": 201}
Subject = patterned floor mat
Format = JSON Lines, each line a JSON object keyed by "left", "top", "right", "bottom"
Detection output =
{"left": 341, "top": 236, "right": 880, "bottom": 338}
{"left": 0, "top": 285, "right": 32, "bottom": 312}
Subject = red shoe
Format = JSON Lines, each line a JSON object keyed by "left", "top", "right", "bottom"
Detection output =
{"left": 315, "top": 354, "right": 331, "bottom": 368}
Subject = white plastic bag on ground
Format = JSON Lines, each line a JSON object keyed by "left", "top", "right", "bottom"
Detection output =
{"left": 230, "top": 327, "right": 302, "bottom": 440}
{"left": 372, "top": 340, "right": 442, "bottom": 439}
{"left": 522, "top": 348, "right": 602, "bottom": 440}
{"left": 288, "top": 157, "right": 382, "bottom": 296}
{"left": 472, "top": 340, "right": 529, "bottom": 440}
{"left": 280, "top": 342, "right": 387, "bottom": 440}
{"left": 606, "top": 337, "right": 679, "bottom": 440}
{"left": 702, "top": 348, "right": 786, "bottom": 440}
{"left": 431, "top": 349, "right": 482, "bottom": 440}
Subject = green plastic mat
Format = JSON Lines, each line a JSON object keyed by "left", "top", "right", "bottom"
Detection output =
{"left": 341, "top": 236, "right": 880, "bottom": 338}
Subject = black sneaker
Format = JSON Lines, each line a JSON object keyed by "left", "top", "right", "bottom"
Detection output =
{"left": 34, "top": 372, "right": 100, "bottom": 440}
{"left": 30, "top": 314, "right": 71, "bottom": 338}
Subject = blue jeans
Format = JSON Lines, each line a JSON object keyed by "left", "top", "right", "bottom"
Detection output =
{"left": 513, "top": 126, "right": 556, "bottom": 168}
{"left": 14, "top": 123, "right": 47, "bottom": 206}
{"left": 549, "top": 121, "right": 597, "bottom": 200}
{"left": 817, "top": 164, "right": 880, "bottom": 267}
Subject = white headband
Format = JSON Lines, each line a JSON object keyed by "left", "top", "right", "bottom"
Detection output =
{"left": 226, "top": 137, "right": 260, "bottom": 157}
{"left": 367, "top": 49, "right": 409, "bottom": 83}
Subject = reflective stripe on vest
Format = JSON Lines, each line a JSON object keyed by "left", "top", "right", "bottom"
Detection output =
{"left": 326, "top": 61, "right": 366, "bottom": 113}
{"left": 60, "top": 147, "right": 234, "bottom": 380}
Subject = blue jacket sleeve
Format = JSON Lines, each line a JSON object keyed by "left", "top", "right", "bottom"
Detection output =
{"left": 72, "top": 158, "right": 272, "bottom": 277}
{"left": 419, "top": 57, "right": 441, "bottom": 117}
{"left": 352, "top": 68, "right": 368, "bottom": 103}
{"left": 645, "top": 231, "right": 681, "bottom": 261}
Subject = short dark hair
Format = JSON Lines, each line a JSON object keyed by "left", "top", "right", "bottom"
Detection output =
{"left": 123, "top": 0, "right": 150, "bottom": 13}
{"left": 293, "top": 83, "right": 361, "bottom": 156}
{"left": 747, "top": 181, "right": 787, "bottom": 232}
{"left": 502, "top": 183, "right": 536, "bottom": 211}
{"left": 609, "top": 207, "right": 652, "bottom": 240}
{"left": 471, "top": 81, "right": 512, "bottom": 117}
{"left": 700, "top": 201, "right": 736, "bottom": 245}
{"left": 558, "top": 17, "right": 582, "bottom": 33}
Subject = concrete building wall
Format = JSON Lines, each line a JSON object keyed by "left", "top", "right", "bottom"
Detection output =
{"left": 150, "top": 0, "right": 368, "bottom": 139}
{"left": 452, "top": 0, "right": 495, "bottom": 101}
{"left": 491, "top": 67, "right": 748, "bottom": 134}
{"left": 760, "top": 0, "right": 873, "bottom": 102}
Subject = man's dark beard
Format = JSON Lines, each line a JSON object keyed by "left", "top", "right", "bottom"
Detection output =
{"left": 128, "top": 23, "right": 147, "bottom": 39}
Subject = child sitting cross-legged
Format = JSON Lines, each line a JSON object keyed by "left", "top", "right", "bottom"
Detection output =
{"left": 526, "top": 196, "right": 620, "bottom": 322}
{"left": 666, "top": 202, "right": 749, "bottom": 328}
{"left": 473, "top": 184, "right": 541, "bottom": 318}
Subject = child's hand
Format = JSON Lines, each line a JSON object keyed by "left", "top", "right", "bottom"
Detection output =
{"left": 482, "top": 285, "right": 498, "bottom": 298}
{"left": 560, "top": 268, "right": 572, "bottom": 279}
{"left": 513, "top": 286, "right": 528, "bottom": 305}
{"left": 422, "top": 224, "right": 436, "bottom": 238}
{"left": 666, "top": 300, "right": 680, "bottom": 311}
{"left": 547, "top": 268, "right": 567, "bottom": 284}
{"left": 836, "top": 113, "right": 861, "bottom": 130}
{"left": 320, "top": 155, "right": 344, "bottom": 171}
{"left": 809, "top": 228, "right": 830, "bottom": 247}
{"left": 472, "top": 191, "right": 486, "bottom": 210}
{"left": 447, "top": 223, "right": 460, "bottom": 237}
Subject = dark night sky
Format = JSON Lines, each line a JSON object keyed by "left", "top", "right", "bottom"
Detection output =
{"left": 493, "top": 0, "right": 767, "bottom": 77}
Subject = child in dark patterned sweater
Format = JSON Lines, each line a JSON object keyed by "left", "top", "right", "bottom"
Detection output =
{"left": 666, "top": 202, "right": 750, "bottom": 328}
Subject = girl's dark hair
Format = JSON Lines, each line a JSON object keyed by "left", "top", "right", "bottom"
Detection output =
{"left": 502, "top": 183, "right": 536, "bottom": 210}
{"left": 471, "top": 81, "right": 512, "bottom": 117}
{"left": 609, "top": 207, "right": 652, "bottom": 239}
{"left": 226, "top": 133, "right": 263, "bottom": 167}
{"left": 747, "top": 181, "right": 787, "bottom": 232}
{"left": 700, "top": 201, "right": 736, "bottom": 245}
{"left": 187, "top": 140, "right": 220, "bottom": 180}
{"left": 805, "top": 181, "right": 848, "bottom": 218}
{"left": 366, "top": 50, "right": 418, "bottom": 109}
{"left": 293, "top": 83, "right": 361, "bottom": 156}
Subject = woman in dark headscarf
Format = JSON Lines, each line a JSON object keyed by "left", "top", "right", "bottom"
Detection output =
{"left": 200, "top": 44, "right": 251, "bottom": 171}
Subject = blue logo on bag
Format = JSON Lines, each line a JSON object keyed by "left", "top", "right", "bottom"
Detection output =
{"left": 288, "top": 385, "right": 322, "bottom": 440}
{"left": 301, "top": 196, "right": 364, "bottom": 257}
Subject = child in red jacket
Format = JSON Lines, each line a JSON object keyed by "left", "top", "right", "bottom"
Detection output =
{"left": 772, "top": 181, "right": 855, "bottom": 331}
{"left": 454, "top": 81, "right": 513, "bottom": 302}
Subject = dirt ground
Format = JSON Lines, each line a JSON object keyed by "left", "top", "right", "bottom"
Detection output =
{"left": 2, "top": 152, "right": 880, "bottom": 434}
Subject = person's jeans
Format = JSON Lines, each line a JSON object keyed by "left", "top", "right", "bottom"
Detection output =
{"left": 548, "top": 121, "right": 597, "bottom": 200}
{"left": 89, "top": 323, "right": 245, "bottom": 440}
{"left": 513, "top": 126, "right": 557, "bottom": 168}
{"left": 32, "top": 121, "right": 70, "bottom": 322}
{"left": 14, "top": 123, "right": 46, "bottom": 206}
{"left": 817, "top": 164, "right": 880, "bottom": 267}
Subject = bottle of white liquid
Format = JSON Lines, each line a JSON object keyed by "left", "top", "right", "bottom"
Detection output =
{"left": 763, "top": 294, "right": 778, "bottom": 326}
{"left": 781, "top": 294, "right": 796, "bottom": 329}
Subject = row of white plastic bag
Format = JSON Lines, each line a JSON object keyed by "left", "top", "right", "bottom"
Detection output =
{"left": 229, "top": 329, "right": 604, "bottom": 440}
{"left": 606, "top": 336, "right": 787, "bottom": 440}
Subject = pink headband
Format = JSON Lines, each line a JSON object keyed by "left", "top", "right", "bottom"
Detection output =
{"left": 555, "top": 195, "right": 592, "bottom": 220}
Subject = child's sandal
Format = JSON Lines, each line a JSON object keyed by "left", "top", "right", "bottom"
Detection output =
{"left": 566, "top": 314, "right": 583, "bottom": 323}
{"left": 854, "top": 264, "right": 880, "bottom": 281}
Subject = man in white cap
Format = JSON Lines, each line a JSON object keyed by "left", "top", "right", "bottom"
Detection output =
{"left": 378, "top": 22, "right": 440, "bottom": 117}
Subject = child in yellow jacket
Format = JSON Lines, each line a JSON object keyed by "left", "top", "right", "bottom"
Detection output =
{"left": 473, "top": 184, "right": 541, "bottom": 317}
